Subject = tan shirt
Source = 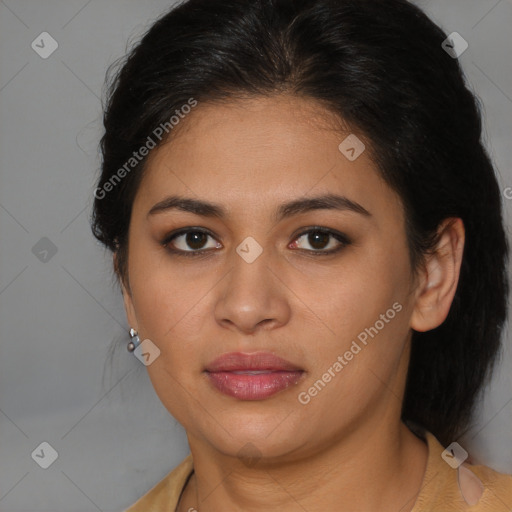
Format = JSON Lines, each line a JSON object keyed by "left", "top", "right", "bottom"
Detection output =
{"left": 124, "top": 431, "right": 512, "bottom": 511}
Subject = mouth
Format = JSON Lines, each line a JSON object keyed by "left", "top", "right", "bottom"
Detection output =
{"left": 204, "top": 352, "right": 305, "bottom": 400}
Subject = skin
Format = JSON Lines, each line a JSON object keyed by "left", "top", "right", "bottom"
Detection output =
{"left": 119, "top": 94, "right": 465, "bottom": 512}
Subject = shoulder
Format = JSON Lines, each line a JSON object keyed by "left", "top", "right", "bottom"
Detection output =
{"left": 465, "top": 460, "right": 512, "bottom": 509}
{"left": 412, "top": 430, "right": 512, "bottom": 511}
{"left": 124, "top": 454, "right": 194, "bottom": 512}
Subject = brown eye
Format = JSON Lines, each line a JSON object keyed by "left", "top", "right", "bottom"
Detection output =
{"left": 291, "top": 228, "right": 350, "bottom": 255}
{"left": 162, "top": 229, "right": 222, "bottom": 255}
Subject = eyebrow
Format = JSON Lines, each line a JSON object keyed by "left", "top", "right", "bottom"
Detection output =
{"left": 147, "top": 193, "right": 371, "bottom": 221}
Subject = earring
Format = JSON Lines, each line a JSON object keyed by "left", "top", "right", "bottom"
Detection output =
{"left": 127, "top": 328, "right": 141, "bottom": 352}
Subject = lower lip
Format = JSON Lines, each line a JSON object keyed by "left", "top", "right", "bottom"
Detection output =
{"left": 205, "top": 371, "right": 304, "bottom": 400}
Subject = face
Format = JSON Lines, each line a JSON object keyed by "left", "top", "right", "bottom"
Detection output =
{"left": 121, "top": 94, "right": 422, "bottom": 462}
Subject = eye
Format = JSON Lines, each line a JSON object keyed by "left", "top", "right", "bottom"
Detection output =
{"left": 290, "top": 227, "right": 350, "bottom": 255}
{"left": 161, "top": 226, "right": 351, "bottom": 258}
{"left": 162, "top": 228, "right": 221, "bottom": 256}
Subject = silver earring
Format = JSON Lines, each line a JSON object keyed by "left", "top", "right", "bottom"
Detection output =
{"left": 127, "top": 328, "right": 141, "bottom": 352}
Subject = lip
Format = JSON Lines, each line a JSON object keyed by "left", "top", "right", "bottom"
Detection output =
{"left": 204, "top": 352, "right": 305, "bottom": 400}
{"left": 205, "top": 352, "right": 303, "bottom": 372}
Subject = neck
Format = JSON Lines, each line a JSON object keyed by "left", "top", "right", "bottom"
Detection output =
{"left": 178, "top": 420, "right": 428, "bottom": 512}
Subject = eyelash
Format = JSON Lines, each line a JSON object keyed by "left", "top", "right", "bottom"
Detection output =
{"left": 161, "top": 227, "right": 351, "bottom": 258}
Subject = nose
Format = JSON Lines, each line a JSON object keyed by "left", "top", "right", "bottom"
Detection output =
{"left": 214, "top": 245, "right": 291, "bottom": 335}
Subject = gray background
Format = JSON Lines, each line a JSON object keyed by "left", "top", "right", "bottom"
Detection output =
{"left": 0, "top": 1, "right": 511, "bottom": 511}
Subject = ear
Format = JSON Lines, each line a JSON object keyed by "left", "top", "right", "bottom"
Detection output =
{"left": 113, "top": 252, "right": 138, "bottom": 331}
{"left": 410, "top": 217, "right": 465, "bottom": 332}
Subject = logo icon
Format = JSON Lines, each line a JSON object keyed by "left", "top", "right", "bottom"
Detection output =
{"left": 442, "top": 32, "right": 468, "bottom": 59}
{"left": 32, "top": 237, "right": 58, "bottom": 262}
{"left": 31, "top": 32, "right": 59, "bottom": 59}
{"left": 31, "top": 441, "right": 58, "bottom": 469}
{"left": 442, "top": 441, "right": 468, "bottom": 469}
{"left": 338, "top": 134, "right": 366, "bottom": 161}
{"left": 237, "top": 442, "right": 262, "bottom": 468}
{"left": 134, "top": 339, "right": 161, "bottom": 366}
{"left": 236, "top": 237, "right": 263, "bottom": 263}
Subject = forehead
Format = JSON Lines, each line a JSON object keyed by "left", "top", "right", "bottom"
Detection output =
{"left": 134, "top": 94, "right": 402, "bottom": 223}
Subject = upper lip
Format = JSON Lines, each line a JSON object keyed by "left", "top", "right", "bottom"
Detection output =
{"left": 205, "top": 352, "right": 303, "bottom": 372}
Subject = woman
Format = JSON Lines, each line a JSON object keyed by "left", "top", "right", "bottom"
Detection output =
{"left": 91, "top": 0, "right": 512, "bottom": 510}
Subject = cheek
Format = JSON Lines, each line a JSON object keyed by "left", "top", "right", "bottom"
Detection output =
{"left": 295, "top": 240, "right": 412, "bottom": 385}
{"left": 296, "top": 241, "right": 409, "bottom": 337}
{"left": 128, "top": 243, "right": 198, "bottom": 337}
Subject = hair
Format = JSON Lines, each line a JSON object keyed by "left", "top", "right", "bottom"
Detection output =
{"left": 91, "top": 0, "right": 509, "bottom": 446}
